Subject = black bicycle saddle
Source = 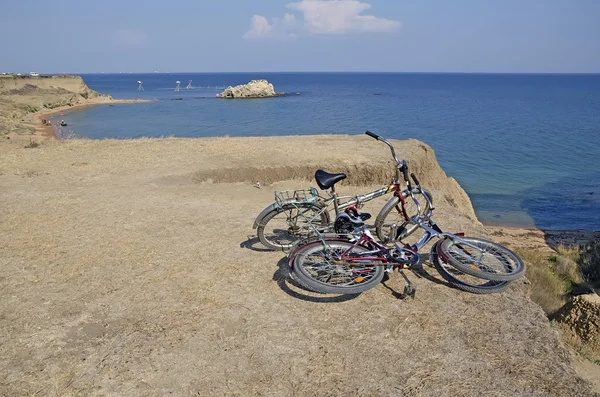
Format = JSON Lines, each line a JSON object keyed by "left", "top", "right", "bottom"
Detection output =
{"left": 314, "top": 169, "right": 347, "bottom": 190}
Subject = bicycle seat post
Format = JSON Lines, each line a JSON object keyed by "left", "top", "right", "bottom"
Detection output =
{"left": 331, "top": 184, "right": 340, "bottom": 215}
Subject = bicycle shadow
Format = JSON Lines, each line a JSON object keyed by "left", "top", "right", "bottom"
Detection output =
{"left": 239, "top": 235, "right": 280, "bottom": 253}
{"left": 272, "top": 256, "right": 361, "bottom": 303}
{"left": 379, "top": 258, "right": 453, "bottom": 299}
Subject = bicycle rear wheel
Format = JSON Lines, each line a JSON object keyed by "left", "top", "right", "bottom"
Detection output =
{"left": 430, "top": 242, "right": 512, "bottom": 294}
{"left": 293, "top": 240, "right": 384, "bottom": 294}
{"left": 439, "top": 237, "right": 525, "bottom": 282}
{"left": 257, "top": 203, "right": 329, "bottom": 251}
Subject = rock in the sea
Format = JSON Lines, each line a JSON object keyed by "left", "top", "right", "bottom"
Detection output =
{"left": 216, "top": 79, "right": 282, "bottom": 99}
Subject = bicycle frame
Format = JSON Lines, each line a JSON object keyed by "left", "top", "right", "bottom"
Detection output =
{"left": 304, "top": 228, "right": 419, "bottom": 269}
{"left": 319, "top": 183, "right": 400, "bottom": 216}
{"left": 394, "top": 170, "right": 485, "bottom": 255}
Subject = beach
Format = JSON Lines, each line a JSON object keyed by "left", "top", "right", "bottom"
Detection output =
{"left": 0, "top": 74, "right": 150, "bottom": 141}
{"left": 31, "top": 98, "right": 151, "bottom": 139}
{"left": 0, "top": 135, "right": 597, "bottom": 396}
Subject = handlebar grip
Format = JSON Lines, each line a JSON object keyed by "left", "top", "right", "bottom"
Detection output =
{"left": 411, "top": 173, "right": 420, "bottom": 186}
{"left": 365, "top": 130, "right": 380, "bottom": 140}
{"left": 402, "top": 161, "right": 410, "bottom": 183}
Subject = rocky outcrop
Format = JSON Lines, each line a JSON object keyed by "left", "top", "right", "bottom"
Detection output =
{"left": 553, "top": 294, "right": 600, "bottom": 360}
{"left": 216, "top": 79, "right": 283, "bottom": 99}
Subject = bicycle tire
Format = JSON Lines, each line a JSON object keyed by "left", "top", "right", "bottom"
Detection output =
{"left": 430, "top": 242, "right": 512, "bottom": 294}
{"left": 293, "top": 240, "right": 384, "bottom": 294}
{"left": 439, "top": 237, "right": 525, "bottom": 282}
{"left": 375, "top": 188, "right": 434, "bottom": 242}
{"left": 257, "top": 202, "right": 330, "bottom": 251}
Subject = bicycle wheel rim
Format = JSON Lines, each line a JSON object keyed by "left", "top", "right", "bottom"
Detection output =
{"left": 432, "top": 241, "right": 511, "bottom": 292}
{"left": 293, "top": 241, "right": 384, "bottom": 294}
{"left": 375, "top": 188, "right": 433, "bottom": 243}
{"left": 258, "top": 204, "right": 328, "bottom": 250}
{"left": 440, "top": 237, "right": 525, "bottom": 282}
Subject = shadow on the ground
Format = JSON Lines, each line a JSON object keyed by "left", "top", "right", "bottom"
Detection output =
{"left": 379, "top": 257, "right": 459, "bottom": 298}
{"left": 272, "top": 256, "right": 361, "bottom": 303}
{"left": 239, "top": 235, "right": 281, "bottom": 253}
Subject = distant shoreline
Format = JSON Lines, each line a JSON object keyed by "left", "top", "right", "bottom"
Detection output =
{"left": 33, "top": 98, "right": 151, "bottom": 139}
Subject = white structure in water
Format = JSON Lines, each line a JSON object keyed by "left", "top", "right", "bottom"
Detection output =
{"left": 186, "top": 80, "right": 193, "bottom": 89}
{"left": 137, "top": 81, "right": 144, "bottom": 91}
{"left": 175, "top": 81, "right": 181, "bottom": 92}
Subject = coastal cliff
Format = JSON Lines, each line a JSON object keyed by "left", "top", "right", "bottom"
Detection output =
{"left": 0, "top": 75, "right": 147, "bottom": 139}
{"left": 0, "top": 135, "right": 594, "bottom": 396}
{"left": 0, "top": 74, "right": 102, "bottom": 95}
{"left": 0, "top": 75, "right": 112, "bottom": 137}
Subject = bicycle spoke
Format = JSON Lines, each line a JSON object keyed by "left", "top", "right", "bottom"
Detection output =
{"left": 449, "top": 243, "right": 514, "bottom": 274}
{"left": 300, "top": 248, "right": 379, "bottom": 287}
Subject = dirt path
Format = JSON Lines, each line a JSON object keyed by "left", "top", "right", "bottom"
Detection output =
{"left": 0, "top": 137, "right": 596, "bottom": 396}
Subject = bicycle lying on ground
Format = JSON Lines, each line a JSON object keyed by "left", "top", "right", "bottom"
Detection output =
{"left": 253, "top": 131, "right": 432, "bottom": 251}
{"left": 288, "top": 131, "right": 525, "bottom": 295}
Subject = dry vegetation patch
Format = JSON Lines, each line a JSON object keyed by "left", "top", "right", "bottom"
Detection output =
{"left": 0, "top": 137, "right": 596, "bottom": 396}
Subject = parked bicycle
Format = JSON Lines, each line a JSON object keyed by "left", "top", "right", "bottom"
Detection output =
{"left": 253, "top": 131, "right": 433, "bottom": 251}
{"left": 288, "top": 131, "right": 525, "bottom": 295}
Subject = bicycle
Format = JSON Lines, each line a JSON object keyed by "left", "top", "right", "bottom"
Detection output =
{"left": 253, "top": 131, "right": 433, "bottom": 251}
{"left": 289, "top": 131, "right": 525, "bottom": 295}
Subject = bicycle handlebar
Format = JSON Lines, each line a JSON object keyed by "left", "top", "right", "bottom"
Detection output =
{"left": 364, "top": 131, "right": 403, "bottom": 182}
{"left": 411, "top": 173, "right": 420, "bottom": 187}
{"left": 365, "top": 130, "right": 434, "bottom": 221}
{"left": 365, "top": 130, "right": 380, "bottom": 140}
{"left": 402, "top": 161, "right": 411, "bottom": 188}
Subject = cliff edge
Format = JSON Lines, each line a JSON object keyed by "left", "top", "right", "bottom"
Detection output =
{"left": 0, "top": 135, "right": 595, "bottom": 396}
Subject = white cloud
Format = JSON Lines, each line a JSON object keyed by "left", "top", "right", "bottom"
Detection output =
{"left": 283, "top": 13, "right": 296, "bottom": 26}
{"left": 287, "top": 0, "right": 400, "bottom": 34}
{"left": 243, "top": 13, "right": 299, "bottom": 40}
{"left": 243, "top": 0, "right": 399, "bottom": 39}
{"left": 243, "top": 15, "right": 273, "bottom": 39}
{"left": 112, "top": 29, "right": 148, "bottom": 49}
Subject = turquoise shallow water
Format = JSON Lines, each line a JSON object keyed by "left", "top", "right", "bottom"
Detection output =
{"left": 54, "top": 73, "right": 600, "bottom": 230}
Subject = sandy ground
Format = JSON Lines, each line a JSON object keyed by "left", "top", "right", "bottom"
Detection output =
{"left": 0, "top": 136, "right": 597, "bottom": 396}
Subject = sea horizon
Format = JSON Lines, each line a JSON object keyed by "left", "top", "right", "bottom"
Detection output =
{"left": 13, "top": 71, "right": 599, "bottom": 76}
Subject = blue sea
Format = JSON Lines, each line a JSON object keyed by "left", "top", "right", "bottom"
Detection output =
{"left": 54, "top": 73, "right": 600, "bottom": 231}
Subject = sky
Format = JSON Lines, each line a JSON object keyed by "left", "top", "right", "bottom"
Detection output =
{"left": 1, "top": 0, "right": 599, "bottom": 73}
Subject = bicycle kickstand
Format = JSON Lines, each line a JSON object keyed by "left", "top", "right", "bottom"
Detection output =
{"left": 398, "top": 268, "right": 416, "bottom": 299}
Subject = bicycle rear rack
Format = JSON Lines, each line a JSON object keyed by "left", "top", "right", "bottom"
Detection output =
{"left": 274, "top": 188, "right": 319, "bottom": 207}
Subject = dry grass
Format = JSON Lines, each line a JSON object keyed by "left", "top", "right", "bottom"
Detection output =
{"left": 519, "top": 249, "right": 569, "bottom": 314}
{"left": 0, "top": 137, "right": 596, "bottom": 397}
{"left": 517, "top": 243, "right": 589, "bottom": 315}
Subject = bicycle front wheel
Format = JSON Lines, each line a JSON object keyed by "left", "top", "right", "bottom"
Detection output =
{"left": 430, "top": 242, "right": 512, "bottom": 294}
{"left": 439, "top": 237, "right": 525, "bottom": 282}
{"left": 257, "top": 203, "right": 329, "bottom": 251}
{"left": 293, "top": 240, "right": 384, "bottom": 294}
{"left": 375, "top": 188, "right": 433, "bottom": 242}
